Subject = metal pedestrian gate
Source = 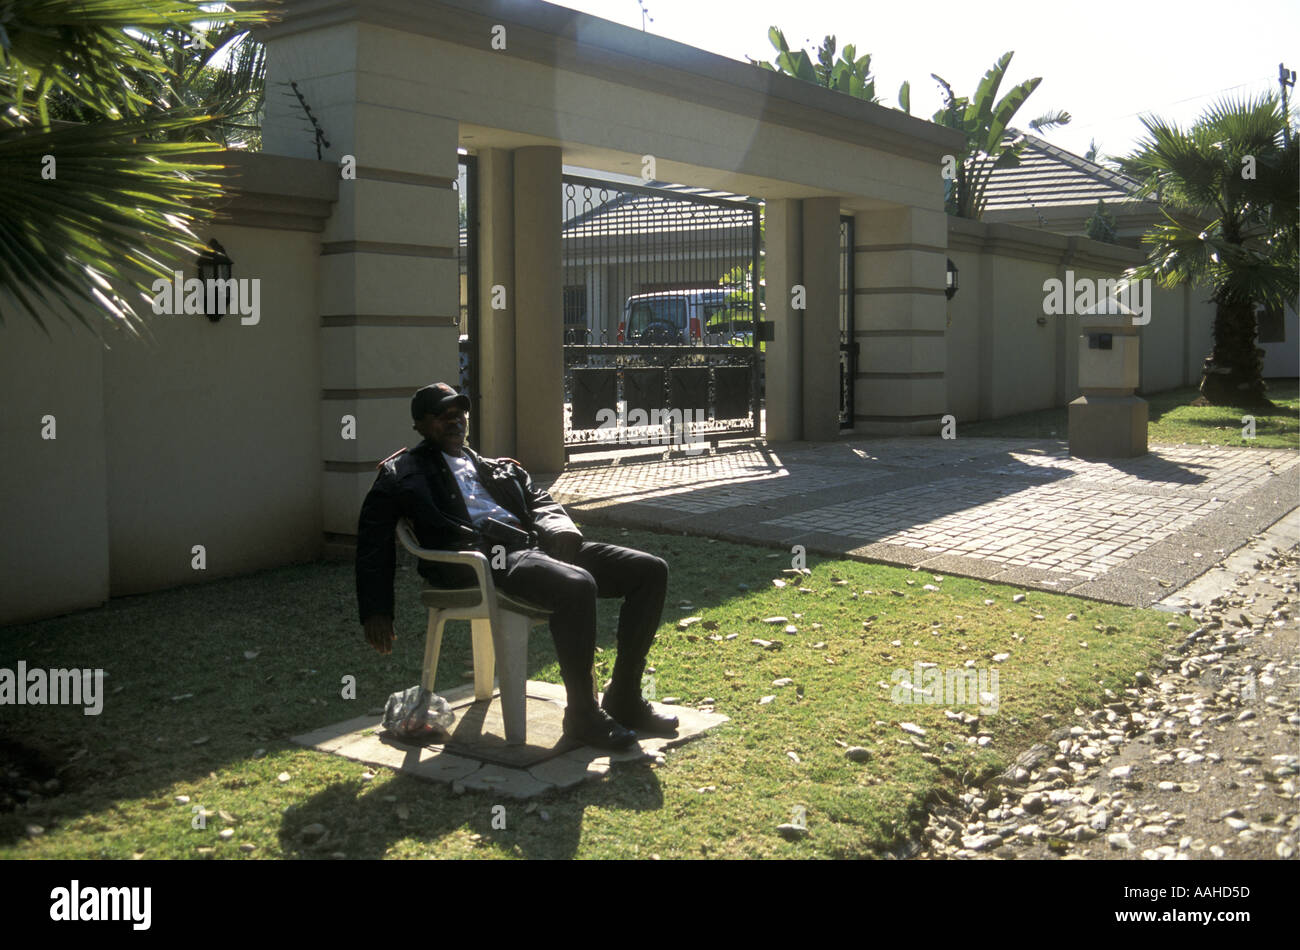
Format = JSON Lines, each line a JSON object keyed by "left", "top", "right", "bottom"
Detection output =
{"left": 839, "top": 215, "right": 856, "bottom": 429}
{"left": 457, "top": 156, "right": 478, "bottom": 407}
{"left": 561, "top": 175, "right": 763, "bottom": 455}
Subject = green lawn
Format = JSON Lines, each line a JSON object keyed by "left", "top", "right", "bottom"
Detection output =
{"left": 961, "top": 379, "right": 1299, "bottom": 449}
{"left": 1, "top": 527, "right": 1190, "bottom": 860}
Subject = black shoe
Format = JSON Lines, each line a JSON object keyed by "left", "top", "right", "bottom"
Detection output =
{"left": 562, "top": 706, "right": 638, "bottom": 750}
{"left": 601, "top": 691, "right": 679, "bottom": 736}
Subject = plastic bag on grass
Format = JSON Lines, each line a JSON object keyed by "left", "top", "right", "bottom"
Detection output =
{"left": 382, "top": 685, "right": 454, "bottom": 741}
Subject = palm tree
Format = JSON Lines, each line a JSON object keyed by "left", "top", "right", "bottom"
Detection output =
{"left": 931, "top": 52, "right": 1071, "bottom": 220}
{"left": 1118, "top": 94, "right": 1298, "bottom": 407}
{"left": 0, "top": 0, "right": 270, "bottom": 337}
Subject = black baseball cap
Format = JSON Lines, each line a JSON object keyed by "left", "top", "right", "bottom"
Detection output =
{"left": 411, "top": 382, "right": 470, "bottom": 420}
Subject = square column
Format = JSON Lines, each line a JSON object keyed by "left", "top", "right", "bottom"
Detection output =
{"left": 801, "top": 197, "right": 842, "bottom": 443}
{"left": 513, "top": 146, "right": 564, "bottom": 473}
{"left": 474, "top": 148, "right": 516, "bottom": 459}
{"left": 262, "top": 31, "right": 462, "bottom": 536}
{"left": 853, "top": 208, "right": 949, "bottom": 435}
{"left": 764, "top": 199, "right": 803, "bottom": 442}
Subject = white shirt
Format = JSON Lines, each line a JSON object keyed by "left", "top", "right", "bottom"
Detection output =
{"left": 442, "top": 452, "right": 523, "bottom": 528}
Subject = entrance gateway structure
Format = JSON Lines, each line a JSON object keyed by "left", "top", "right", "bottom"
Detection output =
{"left": 259, "top": 0, "right": 963, "bottom": 540}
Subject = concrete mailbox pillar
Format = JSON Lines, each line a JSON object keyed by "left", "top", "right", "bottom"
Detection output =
{"left": 1068, "top": 310, "right": 1147, "bottom": 458}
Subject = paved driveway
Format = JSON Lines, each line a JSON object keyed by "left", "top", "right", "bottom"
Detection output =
{"left": 544, "top": 439, "right": 1300, "bottom": 606}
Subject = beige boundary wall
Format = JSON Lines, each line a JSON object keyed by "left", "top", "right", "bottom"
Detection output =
{"left": 0, "top": 310, "right": 111, "bottom": 626}
{"left": 0, "top": 154, "right": 337, "bottom": 626}
{"left": 944, "top": 217, "right": 1217, "bottom": 423}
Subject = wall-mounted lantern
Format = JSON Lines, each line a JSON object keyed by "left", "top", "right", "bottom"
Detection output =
{"left": 945, "top": 258, "right": 959, "bottom": 300}
{"left": 196, "top": 239, "right": 233, "bottom": 322}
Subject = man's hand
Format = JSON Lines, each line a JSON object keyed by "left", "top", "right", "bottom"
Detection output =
{"left": 364, "top": 615, "right": 396, "bottom": 654}
{"left": 549, "top": 531, "right": 582, "bottom": 563}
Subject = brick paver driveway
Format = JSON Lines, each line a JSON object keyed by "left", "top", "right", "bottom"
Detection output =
{"left": 542, "top": 439, "right": 1300, "bottom": 606}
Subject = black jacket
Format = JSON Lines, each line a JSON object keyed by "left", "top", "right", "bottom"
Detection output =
{"left": 355, "top": 440, "right": 580, "bottom": 623}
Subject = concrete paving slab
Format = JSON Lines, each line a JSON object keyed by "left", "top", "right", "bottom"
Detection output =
{"left": 658, "top": 703, "right": 729, "bottom": 746}
{"left": 989, "top": 565, "right": 1093, "bottom": 591}
{"left": 291, "top": 679, "right": 729, "bottom": 800}
{"left": 292, "top": 715, "right": 379, "bottom": 753}
{"left": 1120, "top": 555, "right": 1192, "bottom": 586}
{"left": 435, "top": 693, "right": 574, "bottom": 769}
{"left": 847, "top": 542, "right": 935, "bottom": 566}
{"left": 917, "top": 552, "right": 1012, "bottom": 579}
{"left": 401, "top": 749, "right": 484, "bottom": 784}
{"left": 458, "top": 764, "right": 556, "bottom": 799}
{"left": 1158, "top": 507, "right": 1300, "bottom": 612}
{"left": 318, "top": 729, "right": 480, "bottom": 783}
{"left": 527, "top": 751, "right": 612, "bottom": 789}
{"left": 722, "top": 522, "right": 805, "bottom": 544}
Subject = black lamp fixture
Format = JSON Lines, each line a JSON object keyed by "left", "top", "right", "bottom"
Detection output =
{"left": 196, "top": 239, "right": 233, "bottom": 321}
{"left": 945, "top": 258, "right": 959, "bottom": 300}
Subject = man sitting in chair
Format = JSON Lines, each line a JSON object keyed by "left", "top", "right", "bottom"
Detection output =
{"left": 356, "top": 382, "right": 677, "bottom": 750}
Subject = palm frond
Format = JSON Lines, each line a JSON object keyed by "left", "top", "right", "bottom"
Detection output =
{"left": 1028, "top": 109, "right": 1071, "bottom": 133}
{"left": 0, "top": 1, "right": 275, "bottom": 334}
{"left": 0, "top": 113, "right": 227, "bottom": 335}
{"left": 1, "top": 1, "right": 271, "bottom": 124}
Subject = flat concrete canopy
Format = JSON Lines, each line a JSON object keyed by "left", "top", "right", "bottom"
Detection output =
{"left": 543, "top": 439, "right": 1300, "bottom": 608}
{"left": 262, "top": 0, "right": 962, "bottom": 206}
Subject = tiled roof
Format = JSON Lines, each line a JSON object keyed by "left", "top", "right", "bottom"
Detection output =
{"left": 457, "top": 182, "right": 755, "bottom": 253}
{"left": 981, "top": 131, "right": 1157, "bottom": 216}
{"left": 562, "top": 182, "right": 757, "bottom": 239}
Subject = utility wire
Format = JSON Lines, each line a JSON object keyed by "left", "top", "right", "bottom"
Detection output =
{"left": 1066, "top": 75, "right": 1276, "bottom": 132}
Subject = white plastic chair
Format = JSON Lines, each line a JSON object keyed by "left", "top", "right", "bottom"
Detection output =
{"left": 395, "top": 518, "right": 553, "bottom": 745}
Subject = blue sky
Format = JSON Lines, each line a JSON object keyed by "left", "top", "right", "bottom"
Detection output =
{"left": 547, "top": 0, "right": 1298, "bottom": 163}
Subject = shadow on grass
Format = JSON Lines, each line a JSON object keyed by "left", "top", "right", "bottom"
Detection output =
{"left": 276, "top": 760, "right": 664, "bottom": 860}
{"left": 1155, "top": 414, "right": 1293, "bottom": 432}
{"left": 1147, "top": 404, "right": 1300, "bottom": 427}
{"left": 957, "top": 381, "right": 1298, "bottom": 447}
{"left": 0, "top": 557, "right": 661, "bottom": 851}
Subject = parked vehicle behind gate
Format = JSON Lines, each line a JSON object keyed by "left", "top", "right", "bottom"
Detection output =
{"left": 622, "top": 289, "right": 736, "bottom": 344}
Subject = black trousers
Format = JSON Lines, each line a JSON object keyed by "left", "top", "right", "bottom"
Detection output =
{"left": 491, "top": 542, "right": 668, "bottom": 712}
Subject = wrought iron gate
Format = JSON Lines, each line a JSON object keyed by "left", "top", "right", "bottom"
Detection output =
{"left": 457, "top": 155, "right": 478, "bottom": 408}
{"left": 561, "top": 175, "right": 762, "bottom": 455}
{"left": 839, "top": 215, "right": 856, "bottom": 428}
